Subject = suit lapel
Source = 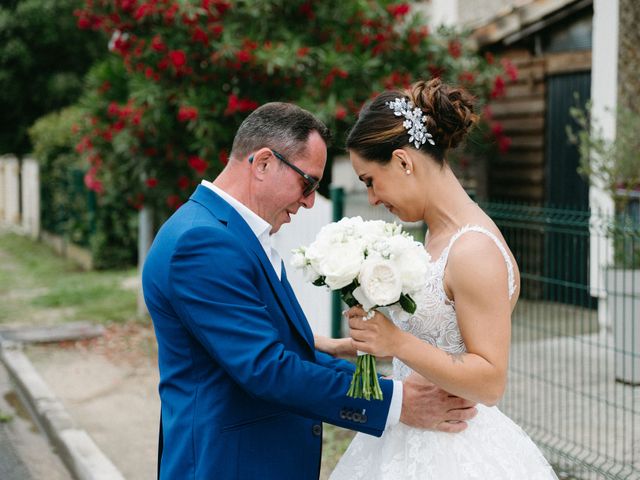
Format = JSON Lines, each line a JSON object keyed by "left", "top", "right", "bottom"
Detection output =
{"left": 280, "top": 266, "right": 315, "bottom": 345}
{"left": 190, "top": 186, "right": 314, "bottom": 351}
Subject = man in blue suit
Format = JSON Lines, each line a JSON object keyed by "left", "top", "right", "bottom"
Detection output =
{"left": 143, "top": 102, "right": 476, "bottom": 479}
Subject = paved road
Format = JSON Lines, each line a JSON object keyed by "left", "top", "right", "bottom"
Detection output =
{"left": 0, "top": 361, "right": 71, "bottom": 480}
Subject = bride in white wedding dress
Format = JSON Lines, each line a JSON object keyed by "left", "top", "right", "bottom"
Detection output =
{"left": 320, "top": 79, "right": 558, "bottom": 479}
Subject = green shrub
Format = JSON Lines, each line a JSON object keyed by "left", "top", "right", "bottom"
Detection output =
{"left": 29, "top": 107, "right": 137, "bottom": 268}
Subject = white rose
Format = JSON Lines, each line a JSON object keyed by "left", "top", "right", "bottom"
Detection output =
{"left": 303, "top": 264, "right": 321, "bottom": 283}
{"left": 315, "top": 216, "right": 364, "bottom": 244}
{"left": 353, "top": 258, "right": 403, "bottom": 310}
{"left": 359, "top": 219, "right": 388, "bottom": 238}
{"left": 394, "top": 242, "right": 431, "bottom": 294}
{"left": 307, "top": 238, "right": 364, "bottom": 290}
{"left": 290, "top": 248, "right": 307, "bottom": 269}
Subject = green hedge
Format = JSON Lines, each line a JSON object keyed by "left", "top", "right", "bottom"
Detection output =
{"left": 29, "top": 107, "right": 137, "bottom": 269}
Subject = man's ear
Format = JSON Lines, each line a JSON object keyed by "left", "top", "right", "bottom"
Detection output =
{"left": 249, "top": 148, "right": 272, "bottom": 176}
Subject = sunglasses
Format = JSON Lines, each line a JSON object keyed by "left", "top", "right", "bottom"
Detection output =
{"left": 249, "top": 149, "right": 320, "bottom": 197}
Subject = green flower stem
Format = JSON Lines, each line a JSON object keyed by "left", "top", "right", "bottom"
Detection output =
{"left": 341, "top": 286, "right": 384, "bottom": 401}
{"left": 346, "top": 354, "right": 383, "bottom": 401}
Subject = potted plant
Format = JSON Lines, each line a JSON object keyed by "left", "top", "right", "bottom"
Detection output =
{"left": 568, "top": 101, "right": 640, "bottom": 384}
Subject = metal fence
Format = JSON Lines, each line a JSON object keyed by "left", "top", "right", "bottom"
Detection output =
{"left": 40, "top": 167, "right": 96, "bottom": 247}
{"left": 335, "top": 188, "right": 639, "bottom": 480}
{"left": 483, "top": 201, "right": 639, "bottom": 480}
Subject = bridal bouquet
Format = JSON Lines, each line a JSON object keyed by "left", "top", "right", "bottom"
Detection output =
{"left": 291, "top": 217, "right": 431, "bottom": 400}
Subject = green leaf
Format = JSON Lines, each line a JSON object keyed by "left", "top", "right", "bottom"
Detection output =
{"left": 399, "top": 293, "right": 417, "bottom": 314}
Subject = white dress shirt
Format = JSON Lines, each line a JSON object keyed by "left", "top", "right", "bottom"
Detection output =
{"left": 200, "top": 180, "right": 402, "bottom": 428}
{"left": 202, "top": 180, "right": 282, "bottom": 279}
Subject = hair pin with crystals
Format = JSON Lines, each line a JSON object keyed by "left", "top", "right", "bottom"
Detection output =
{"left": 386, "top": 97, "right": 435, "bottom": 149}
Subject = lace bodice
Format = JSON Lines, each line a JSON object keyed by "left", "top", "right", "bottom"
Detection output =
{"left": 330, "top": 227, "right": 557, "bottom": 480}
{"left": 390, "top": 225, "right": 516, "bottom": 381}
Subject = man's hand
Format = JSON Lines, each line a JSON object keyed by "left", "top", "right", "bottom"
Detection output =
{"left": 400, "top": 373, "right": 477, "bottom": 433}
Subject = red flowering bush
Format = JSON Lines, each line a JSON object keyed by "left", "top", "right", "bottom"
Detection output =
{"left": 73, "top": 0, "right": 513, "bottom": 215}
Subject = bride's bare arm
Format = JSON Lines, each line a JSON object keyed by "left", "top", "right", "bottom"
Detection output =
{"left": 348, "top": 236, "right": 513, "bottom": 406}
{"left": 313, "top": 334, "right": 357, "bottom": 357}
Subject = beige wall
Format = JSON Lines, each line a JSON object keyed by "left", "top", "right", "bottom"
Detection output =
{"left": 430, "top": 0, "right": 532, "bottom": 27}
{"left": 458, "top": 0, "right": 527, "bottom": 26}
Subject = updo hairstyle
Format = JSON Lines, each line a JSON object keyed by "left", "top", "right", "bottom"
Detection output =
{"left": 346, "top": 78, "right": 479, "bottom": 165}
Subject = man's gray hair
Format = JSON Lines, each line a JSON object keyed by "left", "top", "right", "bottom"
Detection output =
{"left": 231, "top": 102, "right": 331, "bottom": 162}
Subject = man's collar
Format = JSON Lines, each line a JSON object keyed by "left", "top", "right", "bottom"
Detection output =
{"left": 200, "top": 180, "right": 271, "bottom": 239}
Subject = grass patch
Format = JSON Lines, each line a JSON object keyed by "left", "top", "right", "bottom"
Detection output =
{"left": 0, "top": 232, "right": 138, "bottom": 326}
{"left": 320, "top": 424, "right": 356, "bottom": 479}
{"left": 0, "top": 410, "right": 13, "bottom": 423}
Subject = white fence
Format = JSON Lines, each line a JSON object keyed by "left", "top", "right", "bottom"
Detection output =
{"left": 272, "top": 194, "right": 333, "bottom": 338}
{"left": 0, "top": 155, "right": 40, "bottom": 238}
{"left": 21, "top": 158, "right": 40, "bottom": 238}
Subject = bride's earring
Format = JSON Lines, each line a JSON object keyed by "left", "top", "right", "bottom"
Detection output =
{"left": 405, "top": 169, "right": 411, "bottom": 175}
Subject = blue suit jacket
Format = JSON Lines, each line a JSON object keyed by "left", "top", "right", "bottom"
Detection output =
{"left": 142, "top": 186, "right": 394, "bottom": 479}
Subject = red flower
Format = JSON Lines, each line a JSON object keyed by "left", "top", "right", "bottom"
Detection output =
{"left": 164, "top": 3, "right": 179, "bottom": 23}
{"left": 188, "top": 156, "right": 208, "bottom": 174}
{"left": 192, "top": 27, "right": 209, "bottom": 45}
{"left": 491, "top": 123, "right": 504, "bottom": 136}
{"left": 209, "top": 24, "right": 224, "bottom": 37}
{"left": 497, "top": 135, "right": 512, "bottom": 154}
{"left": 491, "top": 75, "right": 506, "bottom": 98}
{"left": 98, "top": 81, "right": 111, "bottom": 93}
{"left": 101, "top": 129, "right": 113, "bottom": 142}
{"left": 76, "top": 15, "right": 91, "bottom": 29}
{"left": 485, "top": 52, "right": 495, "bottom": 64}
{"left": 84, "top": 167, "right": 103, "bottom": 194}
{"left": 458, "top": 71, "right": 475, "bottom": 84}
{"left": 75, "top": 136, "right": 93, "bottom": 153}
{"left": 134, "top": 3, "right": 153, "bottom": 20}
{"left": 407, "top": 28, "right": 427, "bottom": 48}
{"left": 224, "top": 94, "right": 259, "bottom": 116}
{"left": 178, "top": 106, "right": 199, "bottom": 122}
{"left": 118, "top": 103, "right": 133, "bottom": 119}
{"left": 120, "top": 0, "right": 136, "bottom": 12}
{"left": 235, "top": 49, "right": 252, "bottom": 63}
{"left": 177, "top": 176, "right": 190, "bottom": 190}
{"left": 299, "top": 2, "right": 315, "bottom": 20}
{"left": 166, "top": 195, "right": 183, "bottom": 210}
{"left": 428, "top": 65, "right": 445, "bottom": 78}
{"left": 107, "top": 102, "right": 120, "bottom": 117}
{"left": 146, "top": 177, "right": 158, "bottom": 188}
{"left": 386, "top": 3, "right": 410, "bottom": 18}
{"left": 219, "top": 149, "right": 229, "bottom": 166}
{"left": 359, "top": 33, "right": 372, "bottom": 47}
{"left": 214, "top": 1, "right": 231, "bottom": 15}
{"left": 168, "top": 50, "right": 187, "bottom": 68}
{"left": 448, "top": 40, "right": 462, "bottom": 59}
{"left": 321, "top": 67, "right": 349, "bottom": 88}
{"left": 501, "top": 58, "right": 519, "bottom": 81}
{"left": 383, "top": 71, "right": 411, "bottom": 89}
{"left": 151, "top": 35, "right": 166, "bottom": 52}
{"left": 335, "top": 105, "right": 347, "bottom": 121}
{"left": 297, "top": 47, "right": 310, "bottom": 58}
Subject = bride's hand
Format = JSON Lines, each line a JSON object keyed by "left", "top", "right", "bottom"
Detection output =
{"left": 313, "top": 335, "right": 356, "bottom": 357}
{"left": 347, "top": 306, "right": 405, "bottom": 358}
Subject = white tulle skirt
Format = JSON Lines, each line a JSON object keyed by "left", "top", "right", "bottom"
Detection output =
{"left": 329, "top": 404, "right": 559, "bottom": 480}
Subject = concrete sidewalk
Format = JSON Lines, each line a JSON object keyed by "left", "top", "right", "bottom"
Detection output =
{"left": 0, "top": 323, "right": 159, "bottom": 480}
{"left": 0, "top": 359, "right": 70, "bottom": 480}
